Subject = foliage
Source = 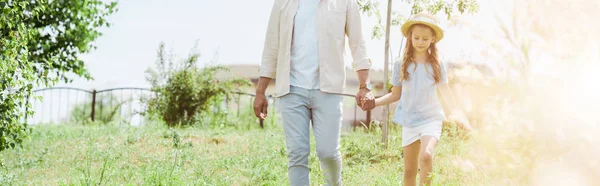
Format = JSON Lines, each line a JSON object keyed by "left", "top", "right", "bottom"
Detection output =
{"left": 144, "top": 43, "right": 251, "bottom": 127}
{"left": 357, "top": 0, "right": 480, "bottom": 39}
{"left": 70, "top": 93, "right": 126, "bottom": 124}
{"left": 0, "top": 0, "right": 117, "bottom": 152}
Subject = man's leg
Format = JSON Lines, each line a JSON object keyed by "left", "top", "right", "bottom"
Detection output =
{"left": 279, "top": 87, "right": 312, "bottom": 186}
{"left": 311, "top": 90, "right": 343, "bottom": 186}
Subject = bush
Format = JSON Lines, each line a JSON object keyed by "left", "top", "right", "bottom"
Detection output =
{"left": 144, "top": 43, "right": 250, "bottom": 127}
{"left": 69, "top": 93, "right": 126, "bottom": 124}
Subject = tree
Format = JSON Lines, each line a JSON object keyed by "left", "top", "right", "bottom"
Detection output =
{"left": 357, "top": 0, "right": 480, "bottom": 39}
{"left": 0, "top": 0, "right": 117, "bottom": 152}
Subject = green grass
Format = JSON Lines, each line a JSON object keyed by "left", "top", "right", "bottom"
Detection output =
{"left": 0, "top": 120, "right": 477, "bottom": 186}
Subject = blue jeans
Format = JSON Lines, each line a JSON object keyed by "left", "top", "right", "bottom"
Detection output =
{"left": 278, "top": 86, "right": 344, "bottom": 186}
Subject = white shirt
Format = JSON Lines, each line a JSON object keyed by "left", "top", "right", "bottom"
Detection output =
{"left": 258, "top": 0, "right": 372, "bottom": 97}
{"left": 290, "top": 0, "right": 320, "bottom": 89}
{"left": 390, "top": 60, "right": 449, "bottom": 127}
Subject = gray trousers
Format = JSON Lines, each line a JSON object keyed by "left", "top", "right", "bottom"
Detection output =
{"left": 278, "top": 86, "right": 344, "bottom": 186}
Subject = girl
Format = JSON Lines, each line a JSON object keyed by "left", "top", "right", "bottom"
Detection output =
{"left": 366, "top": 13, "right": 467, "bottom": 186}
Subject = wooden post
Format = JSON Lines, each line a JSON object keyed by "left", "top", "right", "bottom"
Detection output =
{"left": 270, "top": 97, "right": 276, "bottom": 127}
{"left": 236, "top": 94, "right": 240, "bottom": 118}
{"left": 25, "top": 95, "right": 30, "bottom": 124}
{"left": 353, "top": 104, "right": 357, "bottom": 130}
{"left": 366, "top": 110, "right": 372, "bottom": 130}
{"left": 91, "top": 90, "right": 97, "bottom": 122}
{"left": 382, "top": 0, "right": 393, "bottom": 147}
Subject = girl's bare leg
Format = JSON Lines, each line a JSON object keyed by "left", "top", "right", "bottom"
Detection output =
{"left": 419, "top": 136, "right": 438, "bottom": 186}
{"left": 403, "top": 140, "right": 421, "bottom": 186}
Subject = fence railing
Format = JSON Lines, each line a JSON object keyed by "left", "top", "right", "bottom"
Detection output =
{"left": 27, "top": 87, "right": 153, "bottom": 125}
{"left": 224, "top": 92, "right": 378, "bottom": 129}
{"left": 27, "top": 87, "right": 381, "bottom": 128}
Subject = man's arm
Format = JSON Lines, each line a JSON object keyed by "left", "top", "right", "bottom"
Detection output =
{"left": 258, "top": 0, "right": 281, "bottom": 79}
{"left": 346, "top": 0, "right": 372, "bottom": 72}
{"left": 254, "top": 77, "right": 272, "bottom": 120}
{"left": 254, "top": 0, "right": 280, "bottom": 119}
{"left": 356, "top": 70, "right": 370, "bottom": 87}
{"left": 347, "top": 0, "right": 374, "bottom": 110}
{"left": 255, "top": 77, "right": 272, "bottom": 95}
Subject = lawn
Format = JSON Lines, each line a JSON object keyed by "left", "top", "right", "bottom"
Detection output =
{"left": 1, "top": 119, "right": 483, "bottom": 186}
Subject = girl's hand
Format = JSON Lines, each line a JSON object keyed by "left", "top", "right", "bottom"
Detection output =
{"left": 356, "top": 89, "right": 375, "bottom": 111}
{"left": 448, "top": 109, "right": 473, "bottom": 131}
{"left": 361, "top": 97, "right": 377, "bottom": 111}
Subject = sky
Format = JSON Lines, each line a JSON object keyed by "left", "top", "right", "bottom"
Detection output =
{"left": 56, "top": 0, "right": 494, "bottom": 90}
{"left": 33, "top": 0, "right": 503, "bottom": 125}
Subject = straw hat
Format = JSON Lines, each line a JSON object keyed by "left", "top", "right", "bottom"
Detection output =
{"left": 401, "top": 12, "right": 444, "bottom": 43}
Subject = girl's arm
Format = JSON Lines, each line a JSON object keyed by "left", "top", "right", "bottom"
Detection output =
{"left": 369, "top": 60, "right": 403, "bottom": 110}
{"left": 438, "top": 84, "right": 472, "bottom": 130}
{"left": 438, "top": 84, "right": 457, "bottom": 110}
{"left": 375, "top": 86, "right": 402, "bottom": 107}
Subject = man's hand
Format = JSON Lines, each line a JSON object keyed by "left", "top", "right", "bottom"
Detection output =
{"left": 253, "top": 77, "right": 272, "bottom": 120}
{"left": 356, "top": 88, "right": 375, "bottom": 111}
{"left": 253, "top": 93, "right": 268, "bottom": 120}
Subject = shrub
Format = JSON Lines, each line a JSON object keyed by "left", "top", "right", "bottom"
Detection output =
{"left": 144, "top": 43, "right": 250, "bottom": 127}
{"left": 69, "top": 93, "right": 126, "bottom": 124}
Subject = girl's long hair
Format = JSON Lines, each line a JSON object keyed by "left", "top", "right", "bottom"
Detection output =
{"left": 400, "top": 24, "right": 441, "bottom": 83}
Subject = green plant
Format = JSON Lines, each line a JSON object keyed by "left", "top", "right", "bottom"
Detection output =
{"left": 358, "top": 0, "right": 480, "bottom": 40}
{"left": 0, "top": 0, "right": 117, "bottom": 152}
{"left": 69, "top": 93, "right": 127, "bottom": 124}
{"left": 144, "top": 43, "right": 250, "bottom": 127}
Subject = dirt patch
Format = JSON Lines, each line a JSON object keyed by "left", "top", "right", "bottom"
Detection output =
{"left": 186, "top": 136, "right": 228, "bottom": 146}
{"left": 369, "top": 154, "right": 401, "bottom": 164}
{"left": 209, "top": 138, "right": 226, "bottom": 145}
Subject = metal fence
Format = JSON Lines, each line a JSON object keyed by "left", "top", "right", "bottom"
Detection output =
{"left": 26, "top": 87, "right": 380, "bottom": 128}
{"left": 27, "top": 87, "right": 153, "bottom": 125}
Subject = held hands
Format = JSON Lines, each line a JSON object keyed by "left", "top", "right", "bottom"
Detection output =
{"left": 356, "top": 88, "right": 375, "bottom": 111}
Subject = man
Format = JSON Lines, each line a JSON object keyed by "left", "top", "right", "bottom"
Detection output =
{"left": 253, "top": 0, "right": 374, "bottom": 185}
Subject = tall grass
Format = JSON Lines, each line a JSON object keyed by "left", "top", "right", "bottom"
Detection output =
{"left": 0, "top": 116, "right": 475, "bottom": 185}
